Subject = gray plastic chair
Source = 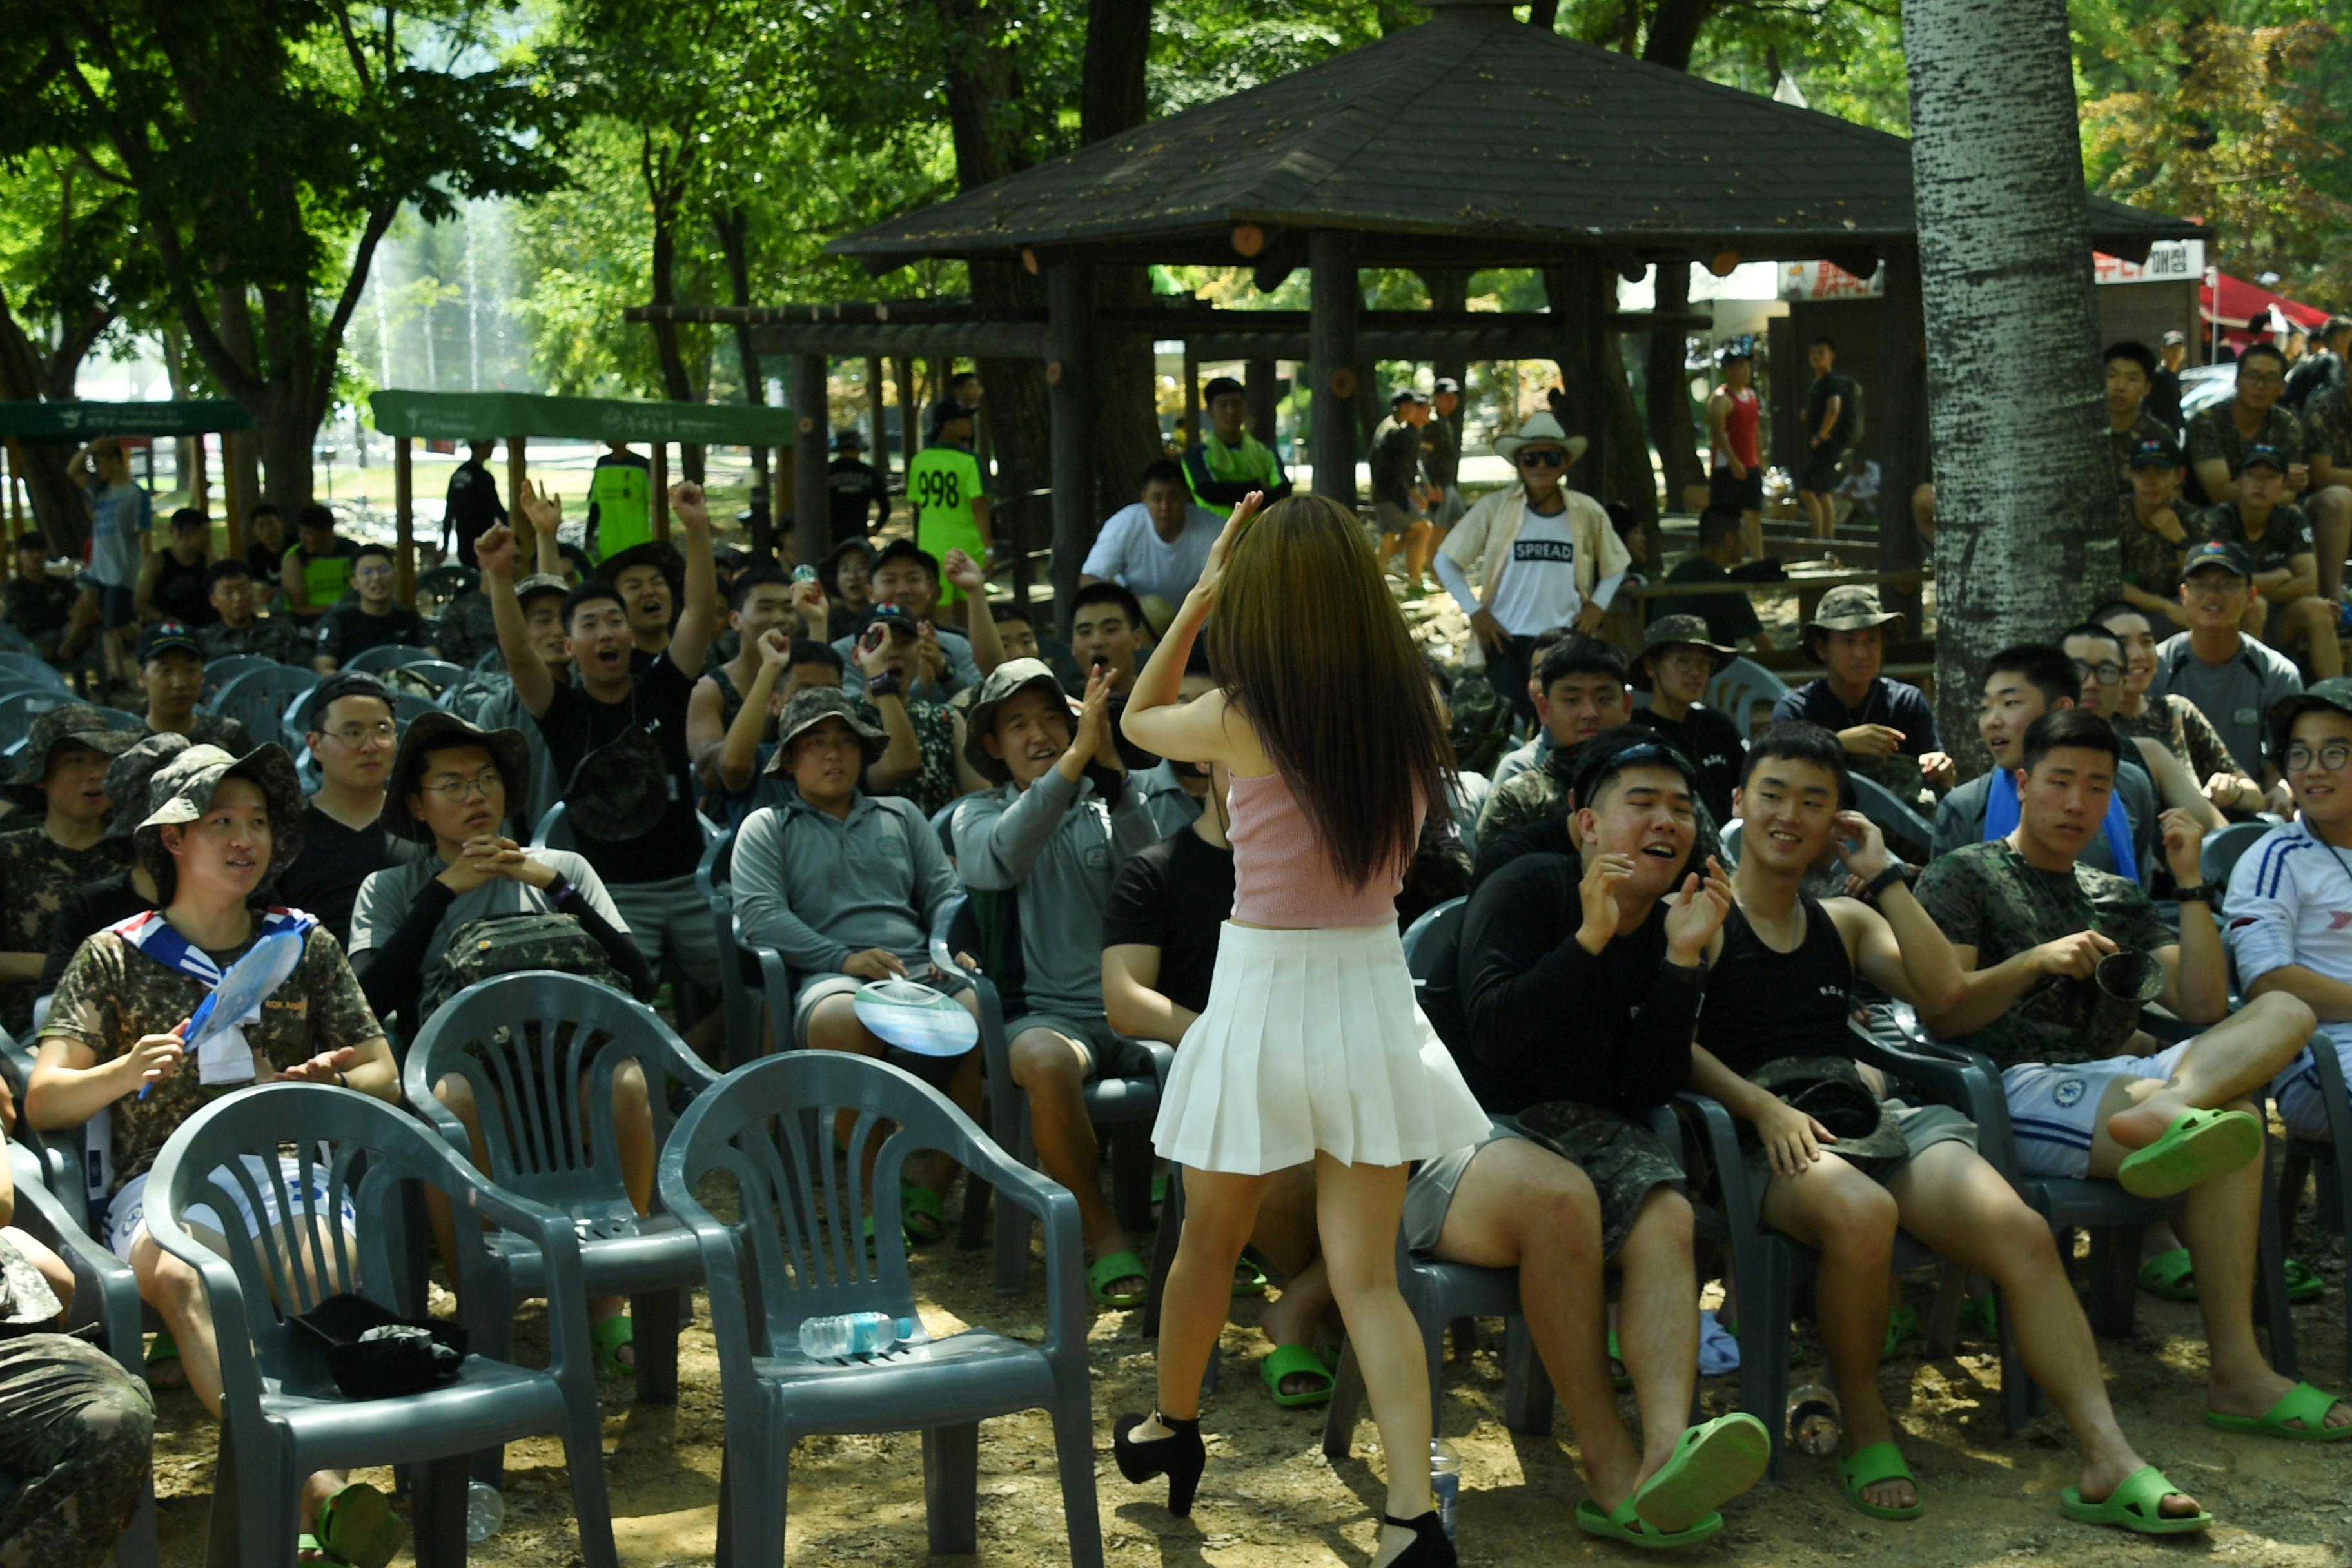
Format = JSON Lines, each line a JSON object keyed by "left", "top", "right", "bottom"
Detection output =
{"left": 207, "top": 664, "right": 318, "bottom": 750}
{"left": 403, "top": 973, "right": 719, "bottom": 1411}
{"left": 344, "top": 643, "right": 436, "bottom": 676}
{"left": 530, "top": 799, "right": 573, "bottom": 850}
{"left": 696, "top": 827, "right": 770, "bottom": 1066}
{"left": 1849, "top": 772, "right": 1935, "bottom": 862}
{"left": 202, "top": 654, "right": 277, "bottom": 701}
{"left": 143, "top": 1082, "right": 618, "bottom": 1568}
{"left": 1704, "top": 656, "right": 1790, "bottom": 738}
{"left": 0, "top": 688, "right": 74, "bottom": 749}
{"left": 659, "top": 1050, "right": 1103, "bottom": 1568}
{"left": 7, "top": 1140, "right": 160, "bottom": 1568}
{"left": 2200, "top": 820, "right": 2271, "bottom": 899}
{"left": 0, "top": 651, "right": 70, "bottom": 694}
{"left": 2269, "top": 1030, "right": 2352, "bottom": 1380}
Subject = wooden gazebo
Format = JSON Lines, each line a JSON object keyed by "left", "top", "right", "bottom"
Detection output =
{"left": 650, "top": 0, "right": 2197, "bottom": 625}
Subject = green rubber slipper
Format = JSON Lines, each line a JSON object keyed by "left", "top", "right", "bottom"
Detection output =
{"left": 591, "top": 1313, "right": 636, "bottom": 1378}
{"left": 2138, "top": 1247, "right": 2322, "bottom": 1304}
{"left": 2059, "top": 1465, "right": 2211, "bottom": 1534}
{"left": 1961, "top": 1293, "right": 1999, "bottom": 1340}
{"left": 1086, "top": 1249, "right": 1150, "bottom": 1308}
{"left": 1630, "top": 1413, "right": 1770, "bottom": 1534}
{"left": 1883, "top": 1302, "right": 1919, "bottom": 1359}
{"left": 1574, "top": 1494, "right": 1723, "bottom": 1549}
{"left": 900, "top": 1182, "right": 946, "bottom": 1246}
{"left": 1231, "top": 1251, "right": 1269, "bottom": 1298}
{"left": 1840, "top": 1441, "right": 1924, "bottom": 1520}
{"left": 2115, "top": 1108, "right": 2262, "bottom": 1199}
{"left": 2204, "top": 1380, "right": 2352, "bottom": 1443}
{"left": 1605, "top": 1328, "right": 1631, "bottom": 1390}
{"left": 312, "top": 1481, "right": 406, "bottom": 1568}
{"left": 1257, "top": 1344, "right": 1336, "bottom": 1408}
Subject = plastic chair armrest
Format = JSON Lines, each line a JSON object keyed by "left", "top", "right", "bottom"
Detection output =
{"left": 7, "top": 1150, "right": 141, "bottom": 1369}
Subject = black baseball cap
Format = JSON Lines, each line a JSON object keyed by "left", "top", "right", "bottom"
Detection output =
{"left": 1432, "top": 376, "right": 1462, "bottom": 395}
{"left": 2237, "top": 444, "right": 2289, "bottom": 476}
{"left": 2181, "top": 539, "right": 2253, "bottom": 580}
{"left": 1389, "top": 386, "right": 1429, "bottom": 407}
{"left": 925, "top": 398, "right": 972, "bottom": 437}
{"left": 1202, "top": 375, "right": 1244, "bottom": 402}
{"left": 2127, "top": 436, "right": 2184, "bottom": 470}
{"left": 137, "top": 620, "right": 202, "bottom": 663}
{"left": 300, "top": 671, "right": 395, "bottom": 732}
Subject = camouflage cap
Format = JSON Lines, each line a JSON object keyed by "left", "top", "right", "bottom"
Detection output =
{"left": 134, "top": 743, "right": 306, "bottom": 883}
{"left": 2268, "top": 676, "right": 2352, "bottom": 760}
{"left": 1629, "top": 614, "right": 1734, "bottom": 691}
{"left": 103, "top": 733, "right": 191, "bottom": 841}
{"left": 1803, "top": 584, "right": 1902, "bottom": 636}
{"left": 765, "top": 689, "right": 889, "bottom": 775}
{"left": 382, "top": 710, "right": 533, "bottom": 843}
{"left": 7, "top": 702, "right": 138, "bottom": 786}
{"left": 961, "top": 657, "right": 1073, "bottom": 783}
{"left": 514, "top": 572, "right": 570, "bottom": 610}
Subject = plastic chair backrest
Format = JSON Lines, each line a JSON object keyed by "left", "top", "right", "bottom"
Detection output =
{"left": 0, "top": 689, "right": 75, "bottom": 748}
{"left": 1719, "top": 818, "right": 1743, "bottom": 867}
{"left": 532, "top": 800, "right": 573, "bottom": 850}
{"left": 389, "top": 659, "right": 466, "bottom": 696}
{"left": 661, "top": 1052, "right": 981, "bottom": 1348}
{"left": 201, "top": 654, "right": 274, "bottom": 701}
{"left": 931, "top": 800, "right": 960, "bottom": 860}
{"left": 0, "top": 652, "right": 69, "bottom": 693}
{"left": 208, "top": 665, "right": 318, "bottom": 749}
{"left": 404, "top": 974, "right": 716, "bottom": 1213}
{"left": 1705, "top": 656, "right": 1789, "bottom": 725}
{"left": 2201, "top": 819, "right": 2271, "bottom": 895}
{"left": 1849, "top": 772, "right": 1933, "bottom": 858}
{"left": 1400, "top": 897, "right": 1466, "bottom": 983}
{"left": 695, "top": 823, "right": 736, "bottom": 905}
{"left": 343, "top": 643, "right": 433, "bottom": 676}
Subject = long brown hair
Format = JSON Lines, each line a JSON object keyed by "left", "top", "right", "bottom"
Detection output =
{"left": 1205, "top": 493, "right": 1455, "bottom": 890}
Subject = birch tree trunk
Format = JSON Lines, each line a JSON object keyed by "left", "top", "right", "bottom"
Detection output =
{"left": 1906, "top": 0, "right": 2113, "bottom": 767}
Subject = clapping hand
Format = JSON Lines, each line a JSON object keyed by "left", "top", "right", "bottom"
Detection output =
{"left": 1663, "top": 855, "right": 1733, "bottom": 963}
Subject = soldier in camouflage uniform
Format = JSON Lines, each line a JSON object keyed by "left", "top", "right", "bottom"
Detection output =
{"left": 0, "top": 707, "right": 136, "bottom": 1035}
{"left": 193, "top": 560, "right": 308, "bottom": 664}
{"left": 1912, "top": 709, "right": 2352, "bottom": 1440}
{"left": 134, "top": 621, "right": 254, "bottom": 754}
{"left": 431, "top": 587, "right": 499, "bottom": 671}
{"left": 0, "top": 1226, "right": 155, "bottom": 1568}
{"left": 24, "top": 742, "right": 412, "bottom": 1565}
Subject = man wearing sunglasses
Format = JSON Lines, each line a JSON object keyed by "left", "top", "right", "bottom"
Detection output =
{"left": 2224, "top": 680, "right": 2352, "bottom": 1152}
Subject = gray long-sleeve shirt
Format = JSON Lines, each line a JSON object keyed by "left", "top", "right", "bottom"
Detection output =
{"left": 731, "top": 792, "right": 958, "bottom": 989}
{"left": 951, "top": 769, "right": 1156, "bottom": 1019}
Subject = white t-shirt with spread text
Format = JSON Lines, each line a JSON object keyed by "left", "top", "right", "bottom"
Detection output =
{"left": 1486, "top": 507, "right": 1581, "bottom": 636}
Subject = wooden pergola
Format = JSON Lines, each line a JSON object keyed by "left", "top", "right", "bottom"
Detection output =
{"left": 642, "top": 0, "right": 2197, "bottom": 631}
{"left": 0, "top": 398, "right": 257, "bottom": 560}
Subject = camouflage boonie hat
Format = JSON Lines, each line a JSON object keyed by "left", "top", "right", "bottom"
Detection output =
{"left": 383, "top": 710, "right": 533, "bottom": 844}
{"left": 134, "top": 743, "right": 306, "bottom": 883}
{"left": 0, "top": 1233, "right": 62, "bottom": 1336}
{"left": 1803, "top": 585, "right": 1902, "bottom": 636}
{"left": 7, "top": 702, "right": 138, "bottom": 786}
{"left": 765, "top": 689, "right": 889, "bottom": 775}
{"left": 961, "top": 657, "right": 1073, "bottom": 783}
{"left": 103, "top": 733, "right": 191, "bottom": 841}
{"left": 1629, "top": 614, "right": 1734, "bottom": 691}
{"left": 513, "top": 572, "right": 570, "bottom": 611}
{"left": 2268, "top": 676, "right": 2352, "bottom": 761}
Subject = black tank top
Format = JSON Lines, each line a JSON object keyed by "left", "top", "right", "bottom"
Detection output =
{"left": 1699, "top": 894, "right": 1854, "bottom": 1078}
{"left": 155, "top": 550, "right": 213, "bottom": 627}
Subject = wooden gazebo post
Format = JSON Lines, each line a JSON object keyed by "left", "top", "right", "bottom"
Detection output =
{"left": 1878, "top": 242, "right": 1931, "bottom": 625}
{"left": 393, "top": 436, "right": 415, "bottom": 607}
{"left": 793, "top": 352, "right": 829, "bottom": 569}
{"left": 1544, "top": 259, "right": 1610, "bottom": 500}
{"left": 866, "top": 358, "right": 888, "bottom": 476}
{"left": 1046, "top": 262, "right": 1094, "bottom": 638}
{"left": 1245, "top": 358, "right": 1280, "bottom": 447}
{"left": 1308, "top": 231, "right": 1360, "bottom": 508}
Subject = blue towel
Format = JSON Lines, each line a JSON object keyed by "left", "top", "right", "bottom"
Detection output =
{"left": 1982, "top": 767, "right": 2137, "bottom": 882}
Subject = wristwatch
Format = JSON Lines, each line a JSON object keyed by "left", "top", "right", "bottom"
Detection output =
{"left": 865, "top": 671, "right": 903, "bottom": 701}
{"left": 2172, "top": 882, "right": 2217, "bottom": 904}
{"left": 1863, "top": 863, "right": 1907, "bottom": 900}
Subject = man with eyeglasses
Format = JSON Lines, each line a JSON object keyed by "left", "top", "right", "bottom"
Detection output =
{"left": 1930, "top": 643, "right": 2157, "bottom": 879}
{"left": 2198, "top": 445, "right": 2341, "bottom": 679}
{"left": 2061, "top": 622, "right": 2226, "bottom": 834}
{"left": 276, "top": 674, "right": 416, "bottom": 947}
{"left": 2223, "top": 680, "right": 2352, "bottom": 1152}
{"left": 311, "top": 544, "right": 429, "bottom": 675}
{"left": 2186, "top": 343, "right": 2307, "bottom": 511}
{"left": 2150, "top": 541, "right": 2304, "bottom": 785}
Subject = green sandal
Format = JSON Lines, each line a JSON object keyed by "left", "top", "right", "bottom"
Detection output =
{"left": 2204, "top": 1380, "right": 2352, "bottom": 1443}
{"left": 1574, "top": 1494, "right": 1722, "bottom": 1549}
{"left": 1961, "top": 1293, "right": 1999, "bottom": 1340}
{"left": 2115, "top": 1107, "right": 2262, "bottom": 1199}
{"left": 1605, "top": 1329, "right": 1631, "bottom": 1390}
{"left": 1086, "top": 1250, "right": 1150, "bottom": 1308}
{"left": 1839, "top": 1441, "right": 1923, "bottom": 1520}
{"left": 591, "top": 1313, "right": 636, "bottom": 1378}
{"left": 2137, "top": 1246, "right": 2322, "bottom": 1303}
{"left": 900, "top": 1183, "right": 946, "bottom": 1246}
{"left": 1629, "top": 1413, "right": 1769, "bottom": 1534}
{"left": 1257, "top": 1344, "right": 1336, "bottom": 1408}
{"left": 305, "top": 1481, "right": 406, "bottom": 1568}
{"left": 1883, "top": 1303, "right": 1919, "bottom": 1359}
{"left": 145, "top": 1328, "right": 186, "bottom": 1389}
{"left": 2059, "top": 1465, "right": 2211, "bottom": 1534}
{"left": 1231, "top": 1252, "right": 1269, "bottom": 1298}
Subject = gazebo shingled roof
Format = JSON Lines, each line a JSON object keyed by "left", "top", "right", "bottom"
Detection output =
{"left": 830, "top": 1, "right": 2197, "bottom": 270}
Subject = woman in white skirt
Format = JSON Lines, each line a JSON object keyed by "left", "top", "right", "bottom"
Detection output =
{"left": 1115, "top": 491, "right": 1492, "bottom": 1568}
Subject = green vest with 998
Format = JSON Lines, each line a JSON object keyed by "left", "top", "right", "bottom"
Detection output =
{"left": 908, "top": 446, "right": 984, "bottom": 605}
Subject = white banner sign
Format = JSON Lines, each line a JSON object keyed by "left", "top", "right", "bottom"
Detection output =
{"left": 2092, "top": 240, "right": 2205, "bottom": 286}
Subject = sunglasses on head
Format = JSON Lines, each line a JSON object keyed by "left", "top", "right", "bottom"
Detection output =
{"left": 1518, "top": 448, "right": 1567, "bottom": 469}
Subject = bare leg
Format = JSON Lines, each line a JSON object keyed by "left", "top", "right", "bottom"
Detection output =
{"left": 1613, "top": 1187, "right": 1700, "bottom": 1493}
{"left": 1311, "top": 1154, "right": 1435, "bottom": 1567}
{"left": 2309, "top": 484, "right": 2351, "bottom": 602}
{"left": 2099, "top": 992, "right": 2316, "bottom": 1157}
{"left": 1144, "top": 1166, "right": 1269, "bottom": 1424}
{"left": 1401, "top": 520, "right": 1436, "bottom": 590}
{"left": 1009, "top": 1026, "right": 1137, "bottom": 1291}
{"left": 1433, "top": 1141, "right": 1634, "bottom": 1507}
{"left": 1251, "top": 1165, "right": 1337, "bottom": 1395}
{"left": 1759, "top": 1156, "right": 1908, "bottom": 1512}
{"left": 1887, "top": 1142, "right": 2201, "bottom": 1518}
{"left": 2275, "top": 596, "right": 2342, "bottom": 678}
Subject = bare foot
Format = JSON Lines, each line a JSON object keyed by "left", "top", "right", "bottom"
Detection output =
{"left": 1843, "top": 1409, "right": 1915, "bottom": 1514}
{"left": 2103, "top": 1086, "right": 2192, "bottom": 1152}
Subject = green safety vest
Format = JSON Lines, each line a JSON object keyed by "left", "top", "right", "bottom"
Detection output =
{"left": 589, "top": 459, "right": 653, "bottom": 562}
{"left": 1182, "top": 432, "right": 1289, "bottom": 518}
{"left": 285, "top": 543, "right": 352, "bottom": 607}
{"left": 908, "top": 445, "right": 983, "bottom": 554}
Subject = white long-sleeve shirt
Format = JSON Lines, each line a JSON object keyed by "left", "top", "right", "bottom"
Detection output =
{"left": 2223, "top": 818, "right": 2352, "bottom": 991}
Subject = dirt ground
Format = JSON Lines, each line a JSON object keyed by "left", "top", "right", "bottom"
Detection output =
{"left": 144, "top": 1176, "right": 2352, "bottom": 1568}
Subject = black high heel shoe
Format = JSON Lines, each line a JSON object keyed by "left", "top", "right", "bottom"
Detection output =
{"left": 1112, "top": 1411, "right": 1206, "bottom": 1516}
{"left": 1377, "top": 1510, "right": 1456, "bottom": 1568}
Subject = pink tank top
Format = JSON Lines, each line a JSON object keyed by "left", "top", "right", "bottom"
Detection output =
{"left": 1227, "top": 769, "right": 1420, "bottom": 928}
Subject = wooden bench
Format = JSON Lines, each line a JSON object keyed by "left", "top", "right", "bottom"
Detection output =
{"left": 1625, "top": 567, "right": 1928, "bottom": 624}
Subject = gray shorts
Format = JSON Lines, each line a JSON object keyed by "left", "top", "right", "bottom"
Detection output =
{"left": 1373, "top": 500, "right": 1422, "bottom": 537}
{"left": 607, "top": 872, "right": 721, "bottom": 990}
{"left": 1004, "top": 1010, "right": 1154, "bottom": 1083}
{"left": 1402, "top": 1118, "right": 1519, "bottom": 1255}
{"left": 1733, "top": 1099, "right": 1977, "bottom": 1222}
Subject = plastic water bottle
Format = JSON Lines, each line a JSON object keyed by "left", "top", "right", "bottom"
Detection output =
{"left": 1428, "top": 1440, "right": 1462, "bottom": 1542}
{"left": 465, "top": 1481, "right": 504, "bottom": 1542}
{"left": 797, "top": 1311, "right": 921, "bottom": 1359}
{"left": 1786, "top": 1382, "right": 1842, "bottom": 1457}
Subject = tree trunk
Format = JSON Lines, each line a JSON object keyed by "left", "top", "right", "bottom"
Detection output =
{"left": 1644, "top": 266, "right": 1704, "bottom": 509}
{"left": 1601, "top": 328, "right": 1660, "bottom": 547}
{"left": 1079, "top": 0, "right": 1159, "bottom": 522}
{"left": 714, "top": 205, "right": 770, "bottom": 509}
{"left": 644, "top": 135, "right": 705, "bottom": 485}
{"left": 1906, "top": 0, "right": 2112, "bottom": 770}
{"left": 0, "top": 292, "right": 98, "bottom": 549}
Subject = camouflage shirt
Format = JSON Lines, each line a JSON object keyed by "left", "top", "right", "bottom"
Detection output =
{"left": 2110, "top": 412, "right": 2175, "bottom": 493}
{"left": 865, "top": 695, "right": 958, "bottom": 820}
{"left": 0, "top": 830, "right": 131, "bottom": 1036}
{"left": 143, "top": 712, "right": 255, "bottom": 754}
{"left": 2115, "top": 495, "right": 2186, "bottom": 602}
{"left": 433, "top": 591, "right": 498, "bottom": 669}
{"left": 1913, "top": 839, "right": 2171, "bottom": 1070}
{"left": 41, "top": 922, "right": 380, "bottom": 1195}
{"left": 2114, "top": 693, "right": 2246, "bottom": 789}
{"left": 2304, "top": 383, "right": 2352, "bottom": 469}
{"left": 2200, "top": 500, "right": 2313, "bottom": 580}
{"left": 196, "top": 616, "right": 308, "bottom": 665}
{"left": 2186, "top": 401, "right": 2304, "bottom": 491}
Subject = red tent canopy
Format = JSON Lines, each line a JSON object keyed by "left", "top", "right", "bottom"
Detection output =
{"left": 2201, "top": 270, "right": 2329, "bottom": 331}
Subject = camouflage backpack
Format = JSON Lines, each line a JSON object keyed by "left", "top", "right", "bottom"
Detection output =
{"left": 435, "top": 591, "right": 499, "bottom": 669}
{"left": 418, "top": 911, "right": 631, "bottom": 1021}
{"left": 1447, "top": 667, "right": 1514, "bottom": 778}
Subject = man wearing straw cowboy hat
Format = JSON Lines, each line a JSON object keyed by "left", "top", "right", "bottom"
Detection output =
{"left": 1771, "top": 585, "right": 1954, "bottom": 800}
{"left": 1433, "top": 411, "right": 1628, "bottom": 723}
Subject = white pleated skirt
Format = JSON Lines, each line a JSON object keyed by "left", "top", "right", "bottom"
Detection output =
{"left": 1152, "top": 921, "right": 1493, "bottom": 1175}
